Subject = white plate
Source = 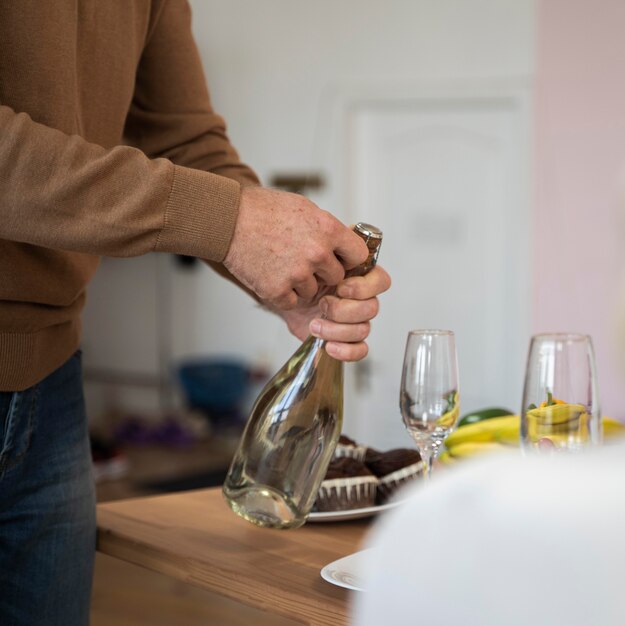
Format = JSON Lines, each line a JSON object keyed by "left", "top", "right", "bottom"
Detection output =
{"left": 307, "top": 501, "right": 400, "bottom": 523}
{"left": 320, "top": 549, "right": 373, "bottom": 591}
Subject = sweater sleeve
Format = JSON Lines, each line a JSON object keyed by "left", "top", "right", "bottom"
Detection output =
{"left": 123, "top": 0, "right": 260, "bottom": 187}
{"left": 0, "top": 0, "right": 259, "bottom": 262}
{"left": 122, "top": 0, "right": 262, "bottom": 288}
{"left": 0, "top": 103, "right": 242, "bottom": 261}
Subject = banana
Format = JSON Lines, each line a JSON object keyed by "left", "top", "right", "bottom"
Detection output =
{"left": 438, "top": 450, "right": 456, "bottom": 465}
{"left": 447, "top": 441, "right": 509, "bottom": 459}
{"left": 444, "top": 415, "right": 625, "bottom": 461}
{"left": 526, "top": 403, "right": 587, "bottom": 426}
{"left": 603, "top": 417, "right": 625, "bottom": 439}
{"left": 494, "top": 423, "right": 521, "bottom": 445}
{"left": 444, "top": 415, "right": 518, "bottom": 449}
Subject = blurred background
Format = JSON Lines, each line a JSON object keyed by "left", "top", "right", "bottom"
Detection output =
{"left": 86, "top": 0, "right": 625, "bottom": 446}
{"left": 89, "top": 1, "right": 625, "bottom": 623}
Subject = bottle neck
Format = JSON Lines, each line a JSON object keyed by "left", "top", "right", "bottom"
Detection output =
{"left": 301, "top": 334, "right": 342, "bottom": 366}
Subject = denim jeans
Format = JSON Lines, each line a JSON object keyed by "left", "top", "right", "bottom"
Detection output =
{"left": 0, "top": 351, "right": 95, "bottom": 626}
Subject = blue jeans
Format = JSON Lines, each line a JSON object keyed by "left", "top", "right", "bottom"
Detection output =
{"left": 0, "top": 351, "right": 95, "bottom": 626}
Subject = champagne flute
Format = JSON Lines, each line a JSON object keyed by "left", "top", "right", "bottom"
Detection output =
{"left": 400, "top": 330, "right": 460, "bottom": 479}
{"left": 521, "top": 333, "right": 601, "bottom": 453}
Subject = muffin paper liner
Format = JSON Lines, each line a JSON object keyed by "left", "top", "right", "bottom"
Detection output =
{"left": 334, "top": 444, "right": 368, "bottom": 462}
{"left": 377, "top": 461, "right": 424, "bottom": 503}
{"left": 314, "top": 475, "right": 379, "bottom": 512}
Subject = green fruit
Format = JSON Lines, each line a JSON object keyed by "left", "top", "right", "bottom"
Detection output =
{"left": 457, "top": 407, "right": 514, "bottom": 428}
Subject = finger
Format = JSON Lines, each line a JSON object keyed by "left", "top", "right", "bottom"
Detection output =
{"left": 313, "top": 254, "right": 345, "bottom": 286}
{"left": 333, "top": 227, "right": 369, "bottom": 270}
{"left": 320, "top": 295, "right": 379, "bottom": 324}
{"left": 293, "top": 274, "right": 319, "bottom": 302}
{"left": 336, "top": 265, "right": 391, "bottom": 300}
{"left": 325, "top": 341, "right": 369, "bottom": 362}
{"left": 309, "top": 318, "right": 370, "bottom": 343}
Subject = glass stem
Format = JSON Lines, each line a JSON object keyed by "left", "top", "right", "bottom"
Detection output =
{"left": 420, "top": 445, "right": 436, "bottom": 481}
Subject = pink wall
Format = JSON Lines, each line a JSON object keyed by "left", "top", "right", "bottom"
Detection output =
{"left": 535, "top": 0, "right": 625, "bottom": 418}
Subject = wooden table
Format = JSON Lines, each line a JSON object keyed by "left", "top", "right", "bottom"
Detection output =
{"left": 97, "top": 488, "right": 371, "bottom": 625}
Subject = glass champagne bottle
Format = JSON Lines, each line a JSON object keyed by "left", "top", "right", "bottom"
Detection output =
{"left": 223, "top": 223, "right": 383, "bottom": 529}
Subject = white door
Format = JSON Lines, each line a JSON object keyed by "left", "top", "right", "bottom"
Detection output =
{"left": 342, "top": 94, "right": 530, "bottom": 449}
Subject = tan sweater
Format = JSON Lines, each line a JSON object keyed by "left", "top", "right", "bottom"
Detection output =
{"left": 0, "top": 0, "right": 259, "bottom": 391}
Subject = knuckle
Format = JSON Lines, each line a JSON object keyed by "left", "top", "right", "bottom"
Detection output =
{"left": 292, "top": 267, "right": 311, "bottom": 285}
{"left": 269, "top": 282, "right": 288, "bottom": 300}
{"left": 381, "top": 270, "right": 392, "bottom": 291}
{"left": 356, "top": 322, "right": 371, "bottom": 341}
{"left": 342, "top": 342, "right": 368, "bottom": 362}
{"left": 368, "top": 298, "right": 380, "bottom": 318}
{"left": 372, "top": 268, "right": 391, "bottom": 293}
{"left": 309, "top": 245, "right": 328, "bottom": 266}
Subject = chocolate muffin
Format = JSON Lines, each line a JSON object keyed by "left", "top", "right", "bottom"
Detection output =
{"left": 365, "top": 448, "right": 423, "bottom": 503}
{"left": 314, "top": 457, "right": 378, "bottom": 512}
{"left": 334, "top": 434, "right": 368, "bottom": 461}
{"left": 324, "top": 456, "right": 369, "bottom": 479}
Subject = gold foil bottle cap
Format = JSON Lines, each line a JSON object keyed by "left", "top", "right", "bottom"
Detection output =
{"left": 351, "top": 222, "right": 383, "bottom": 276}
{"left": 354, "top": 222, "right": 383, "bottom": 241}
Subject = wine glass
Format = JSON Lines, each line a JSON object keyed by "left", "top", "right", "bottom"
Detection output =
{"left": 521, "top": 333, "right": 601, "bottom": 453}
{"left": 400, "top": 330, "right": 460, "bottom": 479}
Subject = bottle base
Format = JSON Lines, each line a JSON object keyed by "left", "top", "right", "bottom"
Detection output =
{"left": 222, "top": 484, "right": 307, "bottom": 530}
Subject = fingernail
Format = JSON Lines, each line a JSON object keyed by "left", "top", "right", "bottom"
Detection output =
{"left": 319, "top": 299, "right": 328, "bottom": 315}
{"left": 338, "top": 285, "right": 354, "bottom": 298}
{"left": 310, "top": 320, "right": 322, "bottom": 335}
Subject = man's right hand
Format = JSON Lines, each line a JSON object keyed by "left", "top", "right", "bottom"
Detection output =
{"left": 223, "top": 186, "right": 369, "bottom": 310}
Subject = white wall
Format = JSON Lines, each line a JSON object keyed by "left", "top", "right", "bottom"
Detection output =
{"left": 82, "top": 0, "right": 535, "bottom": 423}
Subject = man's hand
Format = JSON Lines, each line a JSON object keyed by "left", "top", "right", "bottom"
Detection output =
{"left": 224, "top": 186, "right": 369, "bottom": 310}
{"left": 277, "top": 265, "right": 392, "bottom": 362}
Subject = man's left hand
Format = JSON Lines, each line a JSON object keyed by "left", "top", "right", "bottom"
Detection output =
{"left": 275, "top": 265, "right": 391, "bottom": 362}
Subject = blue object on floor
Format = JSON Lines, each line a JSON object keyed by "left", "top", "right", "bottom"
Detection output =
{"left": 177, "top": 359, "right": 250, "bottom": 415}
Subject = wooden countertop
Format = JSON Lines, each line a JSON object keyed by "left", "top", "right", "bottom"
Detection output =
{"left": 97, "top": 488, "right": 371, "bottom": 625}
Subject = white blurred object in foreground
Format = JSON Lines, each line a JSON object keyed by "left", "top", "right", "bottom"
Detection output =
{"left": 352, "top": 445, "right": 625, "bottom": 626}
